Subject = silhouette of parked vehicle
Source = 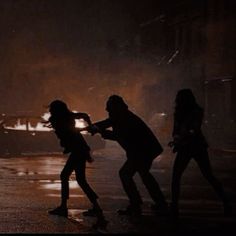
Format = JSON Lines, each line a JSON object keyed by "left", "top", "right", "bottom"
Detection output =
{"left": 0, "top": 114, "right": 105, "bottom": 156}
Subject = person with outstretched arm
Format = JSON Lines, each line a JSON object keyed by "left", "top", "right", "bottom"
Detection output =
{"left": 86, "top": 95, "right": 168, "bottom": 216}
{"left": 46, "top": 100, "right": 107, "bottom": 228}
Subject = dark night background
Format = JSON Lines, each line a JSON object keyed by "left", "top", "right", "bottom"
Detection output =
{"left": 0, "top": 0, "right": 236, "bottom": 150}
{"left": 0, "top": 1, "right": 236, "bottom": 234}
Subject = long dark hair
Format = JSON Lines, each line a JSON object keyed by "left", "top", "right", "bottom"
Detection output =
{"left": 47, "top": 100, "right": 71, "bottom": 129}
{"left": 174, "top": 89, "right": 202, "bottom": 121}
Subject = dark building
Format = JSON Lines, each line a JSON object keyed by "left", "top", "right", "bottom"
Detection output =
{"left": 131, "top": 0, "right": 236, "bottom": 149}
{"left": 203, "top": 0, "right": 236, "bottom": 149}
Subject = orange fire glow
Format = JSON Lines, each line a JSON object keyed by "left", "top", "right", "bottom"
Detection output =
{"left": 3, "top": 112, "right": 87, "bottom": 132}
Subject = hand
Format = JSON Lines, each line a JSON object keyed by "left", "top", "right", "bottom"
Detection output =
{"left": 89, "top": 125, "right": 101, "bottom": 135}
{"left": 81, "top": 125, "right": 100, "bottom": 136}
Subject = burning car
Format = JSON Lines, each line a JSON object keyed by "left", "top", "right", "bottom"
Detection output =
{"left": 0, "top": 113, "right": 105, "bottom": 156}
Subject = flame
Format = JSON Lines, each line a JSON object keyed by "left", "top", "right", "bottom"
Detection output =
{"left": 3, "top": 112, "right": 87, "bottom": 132}
{"left": 41, "top": 112, "right": 50, "bottom": 121}
{"left": 4, "top": 119, "right": 51, "bottom": 131}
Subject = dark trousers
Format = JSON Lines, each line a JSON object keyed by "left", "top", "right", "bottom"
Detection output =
{"left": 119, "top": 157, "right": 167, "bottom": 206}
{"left": 60, "top": 152, "right": 98, "bottom": 203}
{"left": 171, "top": 147, "right": 228, "bottom": 207}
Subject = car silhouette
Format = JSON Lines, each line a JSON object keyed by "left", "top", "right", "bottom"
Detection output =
{"left": 0, "top": 114, "right": 105, "bottom": 156}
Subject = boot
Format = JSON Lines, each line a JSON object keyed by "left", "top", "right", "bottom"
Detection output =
{"left": 48, "top": 206, "right": 68, "bottom": 217}
{"left": 117, "top": 204, "right": 142, "bottom": 216}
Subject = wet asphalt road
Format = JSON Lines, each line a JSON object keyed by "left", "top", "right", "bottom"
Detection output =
{"left": 0, "top": 141, "right": 235, "bottom": 235}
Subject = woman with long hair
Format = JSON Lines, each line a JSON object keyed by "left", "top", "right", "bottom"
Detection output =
{"left": 169, "top": 89, "right": 231, "bottom": 219}
{"left": 47, "top": 100, "right": 107, "bottom": 228}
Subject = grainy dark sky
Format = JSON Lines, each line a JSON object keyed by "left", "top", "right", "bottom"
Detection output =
{"left": 0, "top": 0, "right": 165, "bottom": 119}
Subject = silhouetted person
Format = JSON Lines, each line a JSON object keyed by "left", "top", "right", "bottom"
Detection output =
{"left": 88, "top": 95, "right": 168, "bottom": 216}
{"left": 46, "top": 100, "right": 107, "bottom": 228}
{"left": 168, "top": 89, "right": 232, "bottom": 219}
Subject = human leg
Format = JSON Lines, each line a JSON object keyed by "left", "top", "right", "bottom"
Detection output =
{"left": 74, "top": 158, "right": 98, "bottom": 200}
{"left": 138, "top": 159, "right": 167, "bottom": 211}
{"left": 118, "top": 159, "right": 142, "bottom": 215}
{"left": 73, "top": 153, "right": 108, "bottom": 227}
{"left": 49, "top": 156, "right": 74, "bottom": 216}
{"left": 195, "top": 149, "right": 232, "bottom": 216}
{"left": 73, "top": 154, "right": 103, "bottom": 216}
{"left": 171, "top": 151, "right": 191, "bottom": 218}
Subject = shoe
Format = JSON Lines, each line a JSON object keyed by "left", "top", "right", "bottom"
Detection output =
{"left": 93, "top": 217, "right": 109, "bottom": 230}
{"left": 83, "top": 208, "right": 101, "bottom": 217}
{"left": 48, "top": 206, "right": 68, "bottom": 217}
{"left": 117, "top": 205, "right": 142, "bottom": 216}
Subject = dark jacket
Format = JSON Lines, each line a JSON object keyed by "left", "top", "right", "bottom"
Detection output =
{"left": 95, "top": 110, "right": 163, "bottom": 160}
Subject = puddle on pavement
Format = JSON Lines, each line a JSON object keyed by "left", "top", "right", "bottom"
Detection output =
{"left": 39, "top": 180, "right": 79, "bottom": 190}
{"left": 47, "top": 193, "right": 85, "bottom": 198}
{"left": 34, "top": 179, "right": 86, "bottom": 198}
{"left": 17, "top": 170, "right": 39, "bottom": 176}
{"left": 69, "top": 209, "right": 86, "bottom": 222}
{"left": 1, "top": 166, "right": 39, "bottom": 176}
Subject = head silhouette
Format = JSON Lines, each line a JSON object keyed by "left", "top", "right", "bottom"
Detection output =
{"left": 106, "top": 95, "right": 128, "bottom": 115}
{"left": 175, "top": 89, "right": 197, "bottom": 109}
{"left": 49, "top": 100, "right": 69, "bottom": 115}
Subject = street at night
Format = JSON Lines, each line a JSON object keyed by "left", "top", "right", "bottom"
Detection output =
{"left": 0, "top": 142, "right": 235, "bottom": 235}
{"left": 0, "top": 0, "right": 236, "bottom": 235}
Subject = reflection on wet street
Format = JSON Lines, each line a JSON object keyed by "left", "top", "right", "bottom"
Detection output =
{"left": 0, "top": 143, "right": 235, "bottom": 234}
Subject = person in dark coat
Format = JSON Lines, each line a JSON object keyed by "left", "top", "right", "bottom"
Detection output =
{"left": 88, "top": 95, "right": 168, "bottom": 216}
{"left": 46, "top": 100, "right": 107, "bottom": 228}
{"left": 168, "top": 89, "right": 232, "bottom": 219}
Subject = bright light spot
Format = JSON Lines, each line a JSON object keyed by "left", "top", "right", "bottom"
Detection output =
{"left": 41, "top": 180, "right": 79, "bottom": 190}
{"left": 160, "top": 112, "right": 167, "bottom": 116}
{"left": 4, "top": 119, "right": 27, "bottom": 130}
{"left": 75, "top": 119, "right": 86, "bottom": 128}
{"left": 75, "top": 119, "right": 87, "bottom": 134}
{"left": 28, "top": 123, "right": 51, "bottom": 131}
{"left": 4, "top": 118, "right": 52, "bottom": 131}
{"left": 3, "top": 112, "right": 88, "bottom": 133}
{"left": 41, "top": 112, "right": 50, "bottom": 121}
{"left": 167, "top": 50, "right": 179, "bottom": 64}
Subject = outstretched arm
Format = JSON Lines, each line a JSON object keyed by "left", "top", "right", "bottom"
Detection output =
{"left": 92, "top": 119, "right": 117, "bottom": 140}
{"left": 79, "top": 118, "right": 112, "bottom": 135}
{"left": 93, "top": 118, "right": 112, "bottom": 130}
{"left": 73, "top": 112, "right": 92, "bottom": 126}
